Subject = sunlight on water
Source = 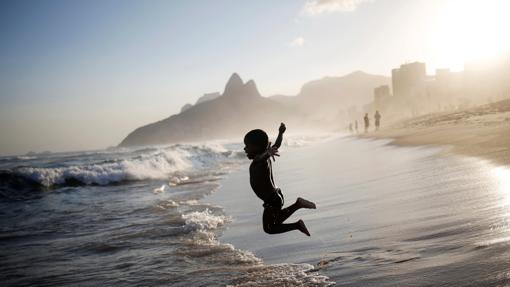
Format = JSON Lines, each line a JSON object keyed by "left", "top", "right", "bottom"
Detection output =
{"left": 477, "top": 164, "right": 510, "bottom": 247}
{"left": 491, "top": 165, "right": 510, "bottom": 207}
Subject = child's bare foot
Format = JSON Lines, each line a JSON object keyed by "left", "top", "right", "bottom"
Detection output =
{"left": 297, "top": 197, "right": 316, "bottom": 209}
{"left": 297, "top": 219, "right": 310, "bottom": 236}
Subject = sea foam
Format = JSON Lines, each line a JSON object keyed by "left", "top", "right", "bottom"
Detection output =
{"left": 228, "top": 263, "right": 335, "bottom": 287}
{"left": 11, "top": 143, "right": 242, "bottom": 187}
{"left": 178, "top": 208, "right": 262, "bottom": 265}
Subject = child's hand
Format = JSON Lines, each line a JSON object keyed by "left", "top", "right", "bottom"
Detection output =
{"left": 267, "top": 142, "right": 280, "bottom": 161}
{"left": 279, "top": 123, "right": 286, "bottom": 134}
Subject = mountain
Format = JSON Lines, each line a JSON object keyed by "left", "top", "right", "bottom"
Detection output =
{"left": 299, "top": 71, "right": 389, "bottom": 104}
{"left": 269, "top": 94, "right": 294, "bottom": 105}
{"left": 196, "top": 92, "right": 221, "bottom": 105}
{"left": 119, "top": 74, "right": 306, "bottom": 147}
{"left": 119, "top": 71, "right": 390, "bottom": 147}
{"left": 180, "top": 103, "right": 193, "bottom": 113}
{"left": 180, "top": 92, "right": 221, "bottom": 113}
{"left": 271, "top": 71, "right": 391, "bottom": 123}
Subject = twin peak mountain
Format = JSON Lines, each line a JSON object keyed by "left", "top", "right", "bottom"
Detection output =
{"left": 119, "top": 72, "right": 390, "bottom": 147}
{"left": 223, "top": 73, "right": 260, "bottom": 98}
{"left": 119, "top": 73, "right": 297, "bottom": 147}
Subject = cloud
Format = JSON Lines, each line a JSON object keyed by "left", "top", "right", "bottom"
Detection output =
{"left": 290, "top": 36, "right": 305, "bottom": 47}
{"left": 301, "top": 0, "right": 372, "bottom": 15}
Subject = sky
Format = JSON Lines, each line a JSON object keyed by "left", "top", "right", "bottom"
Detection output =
{"left": 1, "top": 0, "right": 509, "bottom": 155}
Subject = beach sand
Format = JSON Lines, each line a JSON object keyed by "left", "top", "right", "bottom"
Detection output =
{"left": 364, "top": 98, "right": 510, "bottom": 166}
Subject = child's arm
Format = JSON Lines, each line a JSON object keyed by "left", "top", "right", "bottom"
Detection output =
{"left": 254, "top": 142, "right": 280, "bottom": 162}
{"left": 272, "top": 123, "right": 286, "bottom": 149}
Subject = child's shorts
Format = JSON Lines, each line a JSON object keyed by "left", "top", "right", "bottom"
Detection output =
{"left": 262, "top": 188, "right": 284, "bottom": 209}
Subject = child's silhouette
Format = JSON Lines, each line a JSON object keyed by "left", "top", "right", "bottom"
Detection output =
{"left": 244, "top": 123, "right": 316, "bottom": 236}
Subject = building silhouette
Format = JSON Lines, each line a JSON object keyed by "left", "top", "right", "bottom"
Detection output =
{"left": 374, "top": 85, "right": 391, "bottom": 112}
{"left": 368, "top": 53, "right": 510, "bottom": 124}
{"left": 392, "top": 62, "right": 426, "bottom": 99}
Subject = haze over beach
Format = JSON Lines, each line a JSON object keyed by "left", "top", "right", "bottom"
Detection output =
{"left": 1, "top": 0, "right": 508, "bottom": 156}
{"left": 1, "top": 0, "right": 510, "bottom": 286}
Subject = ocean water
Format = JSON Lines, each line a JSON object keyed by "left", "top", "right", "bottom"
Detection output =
{"left": 1, "top": 135, "right": 510, "bottom": 286}
{"left": 0, "top": 136, "right": 333, "bottom": 287}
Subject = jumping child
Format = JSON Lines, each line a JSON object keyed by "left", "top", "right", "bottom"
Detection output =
{"left": 243, "top": 123, "right": 316, "bottom": 236}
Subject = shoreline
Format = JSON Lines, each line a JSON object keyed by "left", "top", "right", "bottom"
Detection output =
{"left": 360, "top": 98, "right": 510, "bottom": 167}
{"left": 204, "top": 135, "right": 510, "bottom": 286}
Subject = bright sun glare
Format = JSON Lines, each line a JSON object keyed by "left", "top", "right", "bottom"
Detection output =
{"left": 431, "top": 0, "right": 510, "bottom": 71}
{"left": 492, "top": 166, "right": 510, "bottom": 202}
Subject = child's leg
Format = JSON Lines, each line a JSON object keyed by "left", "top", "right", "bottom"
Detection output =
{"left": 263, "top": 206, "right": 311, "bottom": 236}
{"left": 276, "top": 197, "right": 316, "bottom": 224}
{"left": 263, "top": 207, "right": 300, "bottom": 234}
{"left": 275, "top": 202, "right": 300, "bottom": 224}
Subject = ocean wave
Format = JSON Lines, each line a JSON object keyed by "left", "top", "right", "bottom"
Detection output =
{"left": 178, "top": 208, "right": 335, "bottom": 284}
{"left": 16, "top": 156, "right": 38, "bottom": 160}
{"left": 284, "top": 134, "right": 338, "bottom": 148}
{"left": 4, "top": 143, "right": 242, "bottom": 188}
{"left": 176, "top": 208, "right": 332, "bottom": 286}
{"left": 1, "top": 135, "right": 331, "bottom": 189}
{"left": 15, "top": 154, "right": 183, "bottom": 187}
{"left": 0, "top": 170, "right": 43, "bottom": 197}
{"left": 182, "top": 208, "right": 231, "bottom": 231}
{"left": 0, "top": 170, "right": 37, "bottom": 185}
{"left": 228, "top": 263, "right": 335, "bottom": 287}
{"left": 177, "top": 208, "right": 262, "bottom": 265}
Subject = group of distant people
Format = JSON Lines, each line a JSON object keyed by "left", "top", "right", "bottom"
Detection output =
{"left": 349, "top": 110, "right": 381, "bottom": 134}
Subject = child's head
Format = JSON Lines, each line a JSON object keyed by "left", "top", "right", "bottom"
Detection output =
{"left": 244, "top": 129, "right": 268, "bottom": 159}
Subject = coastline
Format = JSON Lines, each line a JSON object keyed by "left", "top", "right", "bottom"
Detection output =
{"left": 205, "top": 135, "right": 510, "bottom": 286}
{"left": 360, "top": 98, "right": 510, "bottom": 166}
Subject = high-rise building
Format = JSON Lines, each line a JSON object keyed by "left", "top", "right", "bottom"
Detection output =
{"left": 374, "top": 85, "right": 391, "bottom": 111}
{"left": 391, "top": 62, "right": 426, "bottom": 99}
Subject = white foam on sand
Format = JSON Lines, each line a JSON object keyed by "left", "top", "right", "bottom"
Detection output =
{"left": 228, "top": 263, "right": 335, "bottom": 287}
{"left": 182, "top": 208, "right": 231, "bottom": 231}
{"left": 283, "top": 134, "right": 339, "bottom": 148}
{"left": 179, "top": 209, "right": 335, "bottom": 285}
{"left": 178, "top": 209, "right": 263, "bottom": 265}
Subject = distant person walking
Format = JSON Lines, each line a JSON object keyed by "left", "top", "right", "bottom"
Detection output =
{"left": 374, "top": 110, "right": 381, "bottom": 131}
{"left": 348, "top": 123, "right": 353, "bottom": 134}
{"left": 355, "top": 120, "right": 359, "bottom": 134}
{"left": 363, "top": 113, "right": 369, "bottom": 133}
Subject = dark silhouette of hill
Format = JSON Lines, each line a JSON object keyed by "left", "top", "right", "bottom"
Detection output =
{"left": 119, "top": 71, "right": 390, "bottom": 147}
{"left": 196, "top": 92, "right": 221, "bottom": 105}
{"left": 119, "top": 74, "right": 306, "bottom": 147}
{"left": 180, "top": 92, "right": 221, "bottom": 113}
{"left": 180, "top": 103, "right": 193, "bottom": 113}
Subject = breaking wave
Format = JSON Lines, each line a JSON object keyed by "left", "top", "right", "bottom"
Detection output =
{"left": 176, "top": 208, "right": 334, "bottom": 285}
{"left": 283, "top": 134, "right": 338, "bottom": 148}
{"left": 2, "top": 143, "right": 244, "bottom": 188}
{"left": 229, "top": 263, "right": 334, "bottom": 287}
{"left": 178, "top": 208, "right": 262, "bottom": 264}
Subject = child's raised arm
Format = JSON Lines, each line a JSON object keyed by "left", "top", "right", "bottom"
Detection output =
{"left": 253, "top": 142, "right": 280, "bottom": 162}
{"left": 272, "top": 123, "right": 286, "bottom": 149}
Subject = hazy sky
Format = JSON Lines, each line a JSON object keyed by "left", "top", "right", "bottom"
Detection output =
{"left": 1, "top": 0, "right": 509, "bottom": 155}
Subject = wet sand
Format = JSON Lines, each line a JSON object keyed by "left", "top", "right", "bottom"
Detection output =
{"left": 363, "top": 98, "right": 510, "bottom": 166}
